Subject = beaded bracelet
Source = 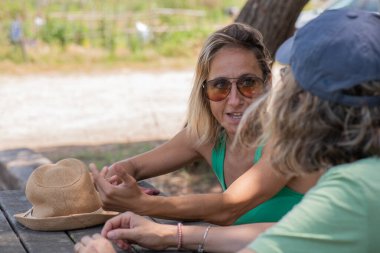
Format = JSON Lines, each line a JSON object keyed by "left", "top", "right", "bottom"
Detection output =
{"left": 197, "top": 225, "right": 212, "bottom": 253}
{"left": 177, "top": 222, "right": 183, "bottom": 250}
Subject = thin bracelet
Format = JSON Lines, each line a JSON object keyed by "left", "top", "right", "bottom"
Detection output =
{"left": 197, "top": 225, "right": 212, "bottom": 253}
{"left": 177, "top": 222, "right": 183, "bottom": 250}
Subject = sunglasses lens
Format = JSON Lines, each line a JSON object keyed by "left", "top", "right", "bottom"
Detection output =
{"left": 204, "top": 75, "right": 264, "bottom": 101}
{"left": 205, "top": 79, "right": 231, "bottom": 101}
{"left": 237, "top": 76, "right": 264, "bottom": 98}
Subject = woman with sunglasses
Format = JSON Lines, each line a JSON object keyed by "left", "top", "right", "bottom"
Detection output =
{"left": 76, "top": 9, "right": 380, "bottom": 253}
{"left": 90, "top": 23, "right": 319, "bottom": 225}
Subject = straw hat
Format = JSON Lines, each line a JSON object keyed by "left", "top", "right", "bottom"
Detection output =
{"left": 14, "top": 158, "right": 118, "bottom": 231}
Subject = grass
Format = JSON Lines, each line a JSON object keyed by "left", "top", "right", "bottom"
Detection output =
{"left": 0, "top": 0, "right": 244, "bottom": 74}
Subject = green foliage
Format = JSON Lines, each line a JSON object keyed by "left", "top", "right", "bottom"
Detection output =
{"left": 73, "top": 23, "right": 87, "bottom": 45}
{"left": 40, "top": 18, "right": 68, "bottom": 48}
{"left": 0, "top": 0, "right": 244, "bottom": 66}
{"left": 155, "top": 28, "right": 210, "bottom": 57}
{"left": 127, "top": 34, "right": 144, "bottom": 54}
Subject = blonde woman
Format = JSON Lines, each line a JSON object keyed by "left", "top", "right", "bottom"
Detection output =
{"left": 91, "top": 23, "right": 318, "bottom": 225}
{"left": 76, "top": 9, "right": 380, "bottom": 253}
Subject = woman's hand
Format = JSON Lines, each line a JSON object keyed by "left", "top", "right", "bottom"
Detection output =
{"left": 102, "top": 162, "right": 126, "bottom": 185}
{"left": 97, "top": 164, "right": 160, "bottom": 195}
{"left": 74, "top": 234, "right": 116, "bottom": 253}
{"left": 90, "top": 164, "right": 149, "bottom": 212}
{"left": 101, "top": 211, "right": 176, "bottom": 250}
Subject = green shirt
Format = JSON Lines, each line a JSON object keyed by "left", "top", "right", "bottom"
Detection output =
{"left": 249, "top": 157, "right": 380, "bottom": 253}
{"left": 211, "top": 134, "right": 303, "bottom": 225}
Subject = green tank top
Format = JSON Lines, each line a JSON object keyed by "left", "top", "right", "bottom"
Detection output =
{"left": 211, "top": 134, "right": 303, "bottom": 225}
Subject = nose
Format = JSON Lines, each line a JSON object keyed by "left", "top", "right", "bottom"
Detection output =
{"left": 227, "top": 82, "right": 243, "bottom": 106}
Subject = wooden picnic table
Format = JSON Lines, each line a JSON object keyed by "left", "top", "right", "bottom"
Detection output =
{"left": 0, "top": 186, "right": 195, "bottom": 253}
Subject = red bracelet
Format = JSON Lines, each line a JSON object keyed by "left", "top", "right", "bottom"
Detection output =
{"left": 177, "top": 222, "right": 183, "bottom": 250}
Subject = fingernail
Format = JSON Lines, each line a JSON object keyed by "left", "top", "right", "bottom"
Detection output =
{"left": 107, "top": 231, "right": 115, "bottom": 239}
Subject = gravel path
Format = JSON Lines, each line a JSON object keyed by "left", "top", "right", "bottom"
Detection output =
{"left": 0, "top": 69, "right": 194, "bottom": 150}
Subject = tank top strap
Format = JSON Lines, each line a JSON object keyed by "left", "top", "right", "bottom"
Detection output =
{"left": 253, "top": 145, "right": 264, "bottom": 164}
{"left": 211, "top": 133, "right": 227, "bottom": 190}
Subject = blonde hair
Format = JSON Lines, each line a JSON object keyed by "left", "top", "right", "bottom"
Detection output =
{"left": 237, "top": 69, "right": 380, "bottom": 175}
{"left": 186, "top": 23, "right": 272, "bottom": 145}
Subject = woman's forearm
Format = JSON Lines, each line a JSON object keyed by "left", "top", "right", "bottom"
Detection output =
{"left": 137, "top": 193, "right": 256, "bottom": 225}
{"left": 141, "top": 154, "right": 288, "bottom": 225}
{"left": 179, "top": 223, "right": 273, "bottom": 252}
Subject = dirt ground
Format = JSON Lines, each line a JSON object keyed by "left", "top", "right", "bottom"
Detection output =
{"left": 0, "top": 64, "right": 282, "bottom": 150}
{"left": 0, "top": 69, "right": 193, "bottom": 150}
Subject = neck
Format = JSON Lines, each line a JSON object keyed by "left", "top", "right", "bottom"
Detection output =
{"left": 225, "top": 132, "right": 235, "bottom": 143}
{"left": 225, "top": 132, "right": 256, "bottom": 157}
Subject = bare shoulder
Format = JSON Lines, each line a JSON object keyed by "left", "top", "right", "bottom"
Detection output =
{"left": 261, "top": 142, "right": 321, "bottom": 193}
{"left": 177, "top": 127, "right": 214, "bottom": 164}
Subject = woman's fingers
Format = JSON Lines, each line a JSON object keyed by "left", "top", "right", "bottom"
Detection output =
{"left": 113, "top": 166, "right": 136, "bottom": 186}
{"left": 74, "top": 242, "right": 82, "bottom": 252}
{"left": 80, "top": 235, "right": 92, "bottom": 246}
{"left": 74, "top": 234, "right": 116, "bottom": 253}
{"left": 115, "top": 239, "right": 130, "bottom": 250}
{"left": 108, "top": 175, "right": 122, "bottom": 185}
{"left": 99, "top": 165, "right": 109, "bottom": 178}
{"left": 90, "top": 165, "right": 112, "bottom": 195}
{"left": 101, "top": 214, "right": 126, "bottom": 237}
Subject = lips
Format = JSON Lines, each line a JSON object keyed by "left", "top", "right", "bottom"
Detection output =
{"left": 226, "top": 112, "right": 243, "bottom": 119}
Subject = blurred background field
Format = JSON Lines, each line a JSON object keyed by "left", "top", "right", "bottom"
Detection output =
{"left": 0, "top": 0, "right": 244, "bottom": 74}
{"left": 2, "top": 0, "right": 337, "bottom": 194}
{"left": 1, "top": 0, "right": 247, "bottom": 194}
{"left": 2, "top": 0, "right": 374, "bottom": 194}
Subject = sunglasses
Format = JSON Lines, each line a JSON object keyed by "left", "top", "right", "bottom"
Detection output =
{"left": 203, "top": 74, "right": 265, "bottom": 102}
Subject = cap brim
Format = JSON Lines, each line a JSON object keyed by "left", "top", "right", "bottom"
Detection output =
{"left": 275, "top": 36, "right": 294, "bottom": 65}
{"left": 14, "top": 208, "right": 119, "bottom": 231}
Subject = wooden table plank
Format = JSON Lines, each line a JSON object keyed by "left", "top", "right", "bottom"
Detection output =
{"left": 0, "top": 190, "right": 74, "bottom": 253}
{"left": 0, "top": 208, "right": 26, "bottom": 253}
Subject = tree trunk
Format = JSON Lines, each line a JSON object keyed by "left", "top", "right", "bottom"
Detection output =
{"left": 235, "top": 0, "right": 309, "bottom": 58}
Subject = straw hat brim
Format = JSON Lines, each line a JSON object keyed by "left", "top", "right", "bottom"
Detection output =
{"left": 14, "top": 208, "right": 119, "bottom": 231}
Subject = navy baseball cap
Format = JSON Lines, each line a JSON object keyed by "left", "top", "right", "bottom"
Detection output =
{"left": 275, "top": 9, "right": 380, "bottom": 107}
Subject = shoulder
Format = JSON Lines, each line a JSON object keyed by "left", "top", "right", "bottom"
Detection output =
{"left": 178, "top": 127, "right": 214, "bottom": 157}
{"left": 248, "top": 158, "right": 380, "bottom": 253}
{"left": 319, "top": 157, "right": 380, "bottom": 190}
{"left": 316, "top": 157, "right": 380, "bottom": 205}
